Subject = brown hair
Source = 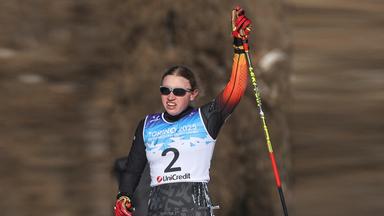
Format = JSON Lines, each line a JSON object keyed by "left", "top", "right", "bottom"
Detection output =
{"left": 161, "top": 66, "right": 198, "bottom": 90}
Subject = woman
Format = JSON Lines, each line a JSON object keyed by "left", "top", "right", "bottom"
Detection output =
{"left": 115, "top": 7, "right": 252, "bottom": 216}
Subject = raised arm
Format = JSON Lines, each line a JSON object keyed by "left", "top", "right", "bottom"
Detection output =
{"left": 216, "top": 39, "right": 249, "bottom": 116}
{"left": 200, "top": 7, "right": 252, "bottom": 139}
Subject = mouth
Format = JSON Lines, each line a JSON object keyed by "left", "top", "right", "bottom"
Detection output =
{"left": 166, "top": 101, "right": 177, "bottom": 109}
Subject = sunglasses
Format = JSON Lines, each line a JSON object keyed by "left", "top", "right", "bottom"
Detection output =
{"left": 159, "top": 86, "right": 192, "bottom": 96}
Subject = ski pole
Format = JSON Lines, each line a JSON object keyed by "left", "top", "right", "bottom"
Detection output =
{"left": 242, "top": 41, "right": 289, "bottom": 216}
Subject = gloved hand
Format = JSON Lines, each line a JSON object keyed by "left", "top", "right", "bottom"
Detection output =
{"left": 114, "top": 196, "right": 134, "bottom": 216}
{"left": 231, "top": 6, "right": 252, "bottom": 40}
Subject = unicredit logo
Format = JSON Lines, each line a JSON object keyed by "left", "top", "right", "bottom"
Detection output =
{"left": 156, "top": 173, "right": 191, "bottom": 183}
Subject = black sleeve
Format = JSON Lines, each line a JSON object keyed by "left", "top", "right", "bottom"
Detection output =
{"left": 200, "top": 46, "right": 248, "bottom": 139}
{"left": 200, "top": 99, "right": 227, "bottom": 140}
{"left": 118, "top": 119, "right": 147, "bottom": 197}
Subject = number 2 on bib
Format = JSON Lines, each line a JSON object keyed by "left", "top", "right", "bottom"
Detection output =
{"left": 161, "top": 148, "right": 181, "bottom": 173}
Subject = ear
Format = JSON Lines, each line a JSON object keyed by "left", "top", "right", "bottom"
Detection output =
{"left": 189, "top": 89, "right": 199, "bottom": 101}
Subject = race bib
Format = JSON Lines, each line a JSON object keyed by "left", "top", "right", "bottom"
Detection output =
{"left": 143, "top": 109, "right": 216, "bottom": 186}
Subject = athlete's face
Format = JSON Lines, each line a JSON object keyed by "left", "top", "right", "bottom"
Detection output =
{"left": 160, "top": 75, "right": 199, "bottom": 116}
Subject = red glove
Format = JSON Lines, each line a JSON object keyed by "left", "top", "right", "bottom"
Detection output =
{"left": 114, "top": 196, "right": 134, "bottom": 216}
{"left": 231, "top": 6, "right": 252, "bottom": 40}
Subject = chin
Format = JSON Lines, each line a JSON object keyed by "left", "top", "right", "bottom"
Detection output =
{"left": 166, "top": 109, "right": 181, "bottom": 116}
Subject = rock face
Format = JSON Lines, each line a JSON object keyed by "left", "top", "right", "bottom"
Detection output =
{"left": 0, "top": 1, "right": 291, "bottom": 216}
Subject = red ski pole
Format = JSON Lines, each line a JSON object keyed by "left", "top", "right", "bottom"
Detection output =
{"left": 243, "top": 40, "right": 289, "bottom": 216}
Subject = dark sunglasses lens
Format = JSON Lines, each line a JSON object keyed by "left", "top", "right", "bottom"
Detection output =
{"left": 173, "top": 88, "right": 187, "bottom": 96}
{"left": 160, "top": 87, "right": 171, "bottom": 95}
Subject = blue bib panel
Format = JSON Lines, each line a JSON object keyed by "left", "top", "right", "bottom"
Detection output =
{"left": 143, "top": 108, "right": 216, "bottom": 186}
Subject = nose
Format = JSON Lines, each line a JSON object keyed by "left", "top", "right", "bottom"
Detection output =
{"left": 167, "top": 92, "right": 176, "bottom": 100}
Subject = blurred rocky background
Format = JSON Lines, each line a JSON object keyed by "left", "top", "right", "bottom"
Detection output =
{"left": 0, "top": 0, "right": 382, "bottom": 216}
{"left": 286, "top": 0, "right": 384, "bottom": 215}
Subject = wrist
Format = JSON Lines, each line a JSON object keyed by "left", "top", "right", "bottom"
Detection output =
{"left": 233, "top": 38, "right": 245, "bottom": 53}
{"left": 233, "top": 38, "right": 243, "bottom": 47}
{"left": 234, "top": 47, "right": 245, "bottom": 54}
{"left": 116, "top": 192, "right": 130, "bottom": 199}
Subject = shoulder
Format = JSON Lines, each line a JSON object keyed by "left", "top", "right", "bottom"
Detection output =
{"left": 200, "top": 99, "right": 219, "bottom": 118}
{"left": 144, "top": 112, "right": 164, "bottom": 126}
